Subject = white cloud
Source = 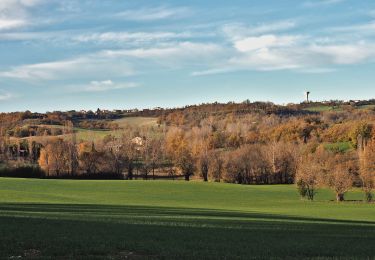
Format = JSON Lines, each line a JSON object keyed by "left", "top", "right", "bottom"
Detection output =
{"left": 230, "top": 47, "right": 302, "bottom": 71}
{"left": 234, "top": 35, "right": 299, "bottom": 52}
{"left": 0, "top": 42, "right": 221, "bottom": 81}
{"left": 0, "top": 91, "right": 13, "bottom": 101}
{"left": 100, "top": 42, "right": 223, "bottom": 66}
{"left": 0, "top": 0, "right": 39, "bottom": 11}
{"left": 0, "top": 56, "right": 134, "bottom": 81}
{"left": 84, "top": 80, "right": 138, "bottom": 92}
{"left": 74, "top": 31, "right": 191, "bottom": 44}
{"left": 223, "top": 21, "right": 296, "bottom": 40}
{"left": 0, "top": 0, "right": 44, "bottom": 31}
{"left": 193, "top": 21, "right": 375, "bottom": 76}
{"left": 0, "top": 19, "right": 27, "bottom": 30}
{"left": 115, "top": 6, "right": 190, "bottom": 21}
{"left": 310, "top": 43, "right": 375, "bottom": 64}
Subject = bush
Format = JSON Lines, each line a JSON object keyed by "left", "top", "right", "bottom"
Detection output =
{"left": 0, "top": 166, "right": 45, "bottom": 178}
{"left": 297, "top": 179, "right": 308, "bottom": 199}
{"left": 44, "top": 172, "right": 124, "bottom": 180}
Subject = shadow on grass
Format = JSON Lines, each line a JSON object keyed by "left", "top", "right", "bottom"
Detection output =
{"left": 0, "top": 203, "right": 375, "bottom": 259}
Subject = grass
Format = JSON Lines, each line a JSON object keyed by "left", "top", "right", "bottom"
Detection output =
{"left": 22, "top": 117, "right": 159, "bottom": 142}
{"left": 357, "top": 104, "right": 375, "bottom": 110}
{"left": 115, "top": 117, "right": 159, "bottom": 128}
{"left": 303, "top": 105, "right": 343, "bottom": 112}
{"left": 324, "top": 141, "right": 354, "bottom": 153}
{"left": 0, "top": 179, "right": 374, "bottom": 259}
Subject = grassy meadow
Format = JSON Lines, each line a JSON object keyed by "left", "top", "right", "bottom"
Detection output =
{"left": 0, "top": 178, "right": 374, "bottom": 259}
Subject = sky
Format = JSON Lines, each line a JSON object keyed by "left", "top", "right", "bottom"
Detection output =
{"left": 0, "top": 0, "right": 375, "bottom": 112}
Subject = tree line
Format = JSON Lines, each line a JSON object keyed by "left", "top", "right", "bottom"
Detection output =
{"left": 1, "top": 101, "right": 375, "bottom": 202}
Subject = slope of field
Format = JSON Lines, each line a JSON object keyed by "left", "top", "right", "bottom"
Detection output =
{"left": 0, "top": 179, "right": 374, "bottom": 259}
{"left": 115, "top": 117, "right": 159, "bottom": 128}
{"left": 303, "top": 105, "right": 343, "bottom": 112}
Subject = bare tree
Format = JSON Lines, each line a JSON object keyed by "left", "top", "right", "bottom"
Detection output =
{"left": 329, "top": 164, "right": 354, "bottom": 202}
{"left": 197, "top": 152, "right": 209, "bottom": 182}
{"left": 296, "top": 155, "right": 320, "bottom": 201}
{"left": 208, "top": 151, "right": 224, "bottom": 182}
{"left": 79, "top": 142, "right": 102, "bottom": 175}
{"left": 177, "top": 146, "right": 195, "bottom": 181}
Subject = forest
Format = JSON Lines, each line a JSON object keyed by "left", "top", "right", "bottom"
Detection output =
{"left": 1, "top": 100, "right": 375, "bottom": 202}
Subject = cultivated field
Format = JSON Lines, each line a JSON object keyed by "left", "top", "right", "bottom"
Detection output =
{"left": 0, "top": 178, "right": 374, "bottom": 259}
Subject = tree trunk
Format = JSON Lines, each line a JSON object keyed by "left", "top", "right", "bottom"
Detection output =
{"left": 203, "top": 171, "right": 208, "bottom": 182}
{"left": 365, "top": 192, "right": 373, "bottom": 202}
{"left": 185, "top": 173, "right": 190, "bottom": 181}
{"left": 336, "top": 193, "right": 344, "bottom": 202}
{"left": 128, "top": 164, "right": 133, "bottom": 180}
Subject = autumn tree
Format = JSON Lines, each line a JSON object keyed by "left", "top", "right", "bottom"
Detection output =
{"left": 359, "top": 140, "right": 375, "bottom": 202}
{"left": 123, "top": 134, "right": 138, "bottom": 180}
{"left": 197, "top": 151, "right": 209, "bottom": 182}
{"left": 39, "top": 138, "right": 71, "bottom": 176}
{"left": 208, "top": 151, "right": 224, "bottom": 182}
{"left": 325, "top": 153, "right": 357, "bottom": 202}
{"left": 104, "top": 136, "right": 127, "bottom": 176}
{"left": 350, "top": 121, "right": 372, "bottom": 148}
{"left": 223, "top": 145, "right": 270, "bottom": 184}
{"left": 165, "top": 127, "right": 195, "bottom": 181}
{"left": 78, "top": 142, "right": 103, "bottom": 175}
{"left": 176, "top": 146, "right": 195, "bottom": 181}
{"left": 143, "top": 135, "right": 163, "bottom": 180}
{"left": 65, "top": 121, "right": 78, "bottom": 175}
{"left": 267, "top": 141, "right": 300, "bottom": 184}
{"left": 296, "top": 154, "right": 321, "bottom": 201}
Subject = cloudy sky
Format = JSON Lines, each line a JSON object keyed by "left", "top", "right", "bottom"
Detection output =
{"left": 0, "top": 0, "right": 375, "bottom": 112}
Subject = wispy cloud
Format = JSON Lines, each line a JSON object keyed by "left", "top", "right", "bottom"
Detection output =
{"left": 0, "top": 90, "right": 13, "bottom": 101}
{"left": 0, "top": 0, "right": 44, "bottom": 31}
{"left": 74, "top": 31, "right": 192, "bottom": 44}
{"left": 303, "top": 0, "right": 344, "bottom": 8}
{"left": 115, "top": 6, "right": 190, "bottom": 21}
{"left": 101, "top": 42, "right": 221, "bottom": 59}
{"left": 310, "top": 43, "right": 375, "bottom": 64}
{"left": 234, "top": 35, "right": 300, "bottom": 52}
{"left": 328, "top": 21, "right": 375, "bottom": 35}
{"left": 0, "top": 19, "right": 27, "bottom": 30}
{"left": 223, "top": 21, "right": 296, "bottom": 40}
{"left": 0, "top": 41, "right": 221, "bottom": 82}
{"left": 84, "top": 80, "right": 138, "bottom": 92}
{"left": 0, "top": 56, "right": 134, "bottom": 81}
{"left": 193, "top": 20, "right": 375, "bottom": 76}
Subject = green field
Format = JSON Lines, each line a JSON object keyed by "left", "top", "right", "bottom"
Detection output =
{"left": 324, "top": 141, "right": 354, "bottom": 153}
{"left": 303, "top": 105, "right": 343, "bottom": 112}
{"left": 0, "top": 179, "right": 374, "bottom": 259}
{"left": 357, "top": 104, "right": 375, "bottom": 110}
{"left": 115, "top": 117, "right": 159, "bottom": 128}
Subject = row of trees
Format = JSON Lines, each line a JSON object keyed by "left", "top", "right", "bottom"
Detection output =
{"left": 297, "top": 141, "right": 375, "bottom": 202}
{"left": 1, "top": 108, "right": 375, "bottom": 202}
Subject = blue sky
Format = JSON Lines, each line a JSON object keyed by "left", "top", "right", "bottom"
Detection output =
{"left": 0, "top": 0, "right": 375, "bottom": 112}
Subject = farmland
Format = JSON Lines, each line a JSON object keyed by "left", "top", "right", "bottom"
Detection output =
{"left": 0, "top": 178, "right": 374, "bottom": 259}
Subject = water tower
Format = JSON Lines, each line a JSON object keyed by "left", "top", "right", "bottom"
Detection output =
{"left": 305, "top": 91, "right": 310, "bottom": 103}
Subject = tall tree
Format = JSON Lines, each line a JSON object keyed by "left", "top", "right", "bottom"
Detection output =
{"left": 359, "top": 140, "right": 375, "bottom": 202}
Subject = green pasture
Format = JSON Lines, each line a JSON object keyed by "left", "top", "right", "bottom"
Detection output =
{"left": 0, "top": 178, "right": 374, "bottom": 259}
